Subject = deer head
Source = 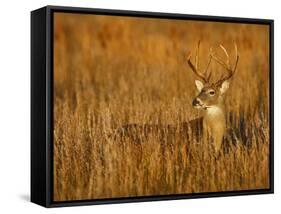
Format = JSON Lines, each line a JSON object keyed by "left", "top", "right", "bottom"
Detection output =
{"left": 187, "top": 41, "right": 239, "bottom": 110}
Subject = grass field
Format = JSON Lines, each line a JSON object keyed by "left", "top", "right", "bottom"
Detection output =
{"left": 53, "top": 13, "right": 270, "bottom": 201}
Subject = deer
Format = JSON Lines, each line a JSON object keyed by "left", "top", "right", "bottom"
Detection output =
{"left": 109, "top": 41, "right": 239, "bottom": 154}
{"left": 187, "top": 41, "right": 239, "bottom": 152}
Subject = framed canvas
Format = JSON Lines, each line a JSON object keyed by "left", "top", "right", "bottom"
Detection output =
{"left": 31, "top": 5, "right": 274, "bottom": 207}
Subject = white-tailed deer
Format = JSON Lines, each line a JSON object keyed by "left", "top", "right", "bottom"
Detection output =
{"left": 187, "top": 41, "right": 239, "bottom": 152}
{"left": 110, "top": 41, "right": 239, "bottom": 154}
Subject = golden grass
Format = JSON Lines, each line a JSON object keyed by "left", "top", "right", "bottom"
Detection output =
{"left": 53, "top": 13, "right": 270, "bottom": 201}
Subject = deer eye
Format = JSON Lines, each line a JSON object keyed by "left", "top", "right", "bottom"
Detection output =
{"left": 209, "top": 91, "right": 215, "bottom": 95}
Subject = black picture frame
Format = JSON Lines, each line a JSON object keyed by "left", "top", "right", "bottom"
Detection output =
{"left": 31, "top": 5, "right": 274, "bottom": 208}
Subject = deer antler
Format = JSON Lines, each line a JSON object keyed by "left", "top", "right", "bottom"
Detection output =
{"left": 211, "top": 43, "right": 239, "bottom": 86}
{"left": 187, "top": 40, "right": 213, "bottom": 83}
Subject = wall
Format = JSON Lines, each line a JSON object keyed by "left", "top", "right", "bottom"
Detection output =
{"left": 0, "top": 0, "right": 279, "bottom": 213}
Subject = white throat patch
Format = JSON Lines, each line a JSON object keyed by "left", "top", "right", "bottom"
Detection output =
{"left": 206, "top": 106, "right": 223, "bottom": 117}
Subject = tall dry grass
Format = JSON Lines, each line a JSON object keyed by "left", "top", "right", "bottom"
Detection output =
{"left": 53, "top": 13, "right": 270, "bottom": 201}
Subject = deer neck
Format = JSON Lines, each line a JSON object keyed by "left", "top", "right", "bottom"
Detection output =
{"left": 203, "top": 104, "right": 226, "bottom": 130}
{"left": 202, "top": 103, "right": 226, "bottom": 152}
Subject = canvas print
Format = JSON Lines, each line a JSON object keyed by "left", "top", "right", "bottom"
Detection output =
{"left": 53, "top": 12, "right": 271, "bottom": 201}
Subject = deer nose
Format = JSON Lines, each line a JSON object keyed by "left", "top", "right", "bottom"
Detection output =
{"left": 192, "top": 98, "right": 201, "bottom": 106}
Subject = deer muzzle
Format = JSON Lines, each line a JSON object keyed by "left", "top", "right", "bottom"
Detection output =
{"left": 192, "top": 98, "right": 203, "bottom": 108}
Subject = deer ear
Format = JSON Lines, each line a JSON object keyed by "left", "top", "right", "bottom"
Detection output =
{"left": 220, "top": 80, "right": 229, "bottom": 94}
{"left": 195, "top": 80, "right": 204, "bottom": 92}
